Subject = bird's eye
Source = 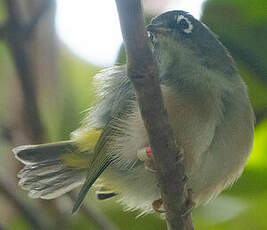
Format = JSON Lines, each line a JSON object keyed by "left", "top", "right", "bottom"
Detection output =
{"left": 179, "top": 19, "right": 189, "bottom": 30}
{"left": 176, "top": 15, "right": 193, "bottom": 34}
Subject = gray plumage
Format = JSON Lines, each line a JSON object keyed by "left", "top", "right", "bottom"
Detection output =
{"left": 14, "top": 10, "right": 254, "bottom": 214}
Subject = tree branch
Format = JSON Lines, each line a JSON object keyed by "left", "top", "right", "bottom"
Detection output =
{"left": 0, "top": 24, "right": 6, "bottom": 40}
{"left": 0, "top": 178, "right": 48, "bottom": 230}
{"left": 25, "top": 0, "right": 53, "bottom": 38}
{"left": 114, "top": 0, "right": 193, "bottom": 229}
{"left": 4, "top": 0, "right": 45, "bottom": 143}
{"left": 3, "top": 1, "right": 120, "bottom": 230}
{"left": 4, "top": 0, "right": 21, "bottom": 21}
{"left": 0, "top": 224, "right": 7, "bottom": 230}
{"left": 68, "top": 192, "right": 120, "bottom": 230}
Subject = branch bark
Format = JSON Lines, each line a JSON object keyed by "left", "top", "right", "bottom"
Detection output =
{"left": 24, "top": 0, "right": 53, "bottom": 38}
{"left": 0, "top": 24, "right": 6, "bottom": 39}
{"left": 0, "top": 178, "right": 48, "bottom": 230}
{"left": 3, "top": 1, "right": 121, "bottom": 230}
{"left": 0, "top": 224, "right": 8, "bottom": 230}
{"left": 69, "top": 192, "right": 120, "bottom": 230}
{"left": 4, "top": 0, "right": 46, "bottom": 143}
{"left": 114, "top": 1, "right": 193, "bottom": 229}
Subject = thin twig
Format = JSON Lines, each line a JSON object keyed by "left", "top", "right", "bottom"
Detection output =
{"left": 114, "top": 0, "right": 193, "bottom": 229}
{"left": 25, "top": 0, "right": 53, "bottom": 38}
{"left": 0, "top": 24, "right": 6, "bottom": 40}
{"left": 3, "top": 1, "right": 66, "bottom": 229}
{"left": 0, "top": 178, "right": 48, "bottom": 230}
{"left": 3, "top": 1, "right": 120, "bottom": 230}
{"left": 4, "top": 0, "right": 21, "bottom": 21}
{"left": 5, "top": 0, "right": 45, "bottom": 143}
{"left": 69, "top": 192, "right": 120, "bottom": 230}
{"left": 0, "top": 224, "right": 7, "bottom": 230}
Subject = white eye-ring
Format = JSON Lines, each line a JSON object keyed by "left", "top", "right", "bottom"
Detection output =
{"left": 176, "top": 15, "right": 194, "bottom": 34}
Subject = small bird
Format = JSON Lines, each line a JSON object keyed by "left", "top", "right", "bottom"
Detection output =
{"left": 13, "top": 10, "right": 254, "bottom": 215}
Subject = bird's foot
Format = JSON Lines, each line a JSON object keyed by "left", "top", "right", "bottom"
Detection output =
{"left": 152, "top": 189, "right": 195, "bottom": 215}
{"left": 182, "top": 188, "right": 196, "bottom": 217}
{"left": 137, "top": 146, "right": 156, "bottom": 172}
{"left": 152, "top": 198, "right": 166, "bottom": 213}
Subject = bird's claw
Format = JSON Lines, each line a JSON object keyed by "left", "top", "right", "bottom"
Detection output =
{"left": 182, "top": 188, "right": 196, "bottom": 217}
{"left": 152, "top": 198, "right": 166, "bottom": 213}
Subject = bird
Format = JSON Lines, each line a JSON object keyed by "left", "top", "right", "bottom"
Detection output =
{"left": 13, "top": 10, "right": 254, "bottom": 215}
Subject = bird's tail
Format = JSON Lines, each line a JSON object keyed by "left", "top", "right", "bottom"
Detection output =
{"left": 13, "top": 141, "right": 89, "bottom": 199}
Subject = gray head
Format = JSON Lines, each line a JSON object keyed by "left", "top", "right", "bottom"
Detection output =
{"left": 147, "top": 11, "right": 236, "bottom": 75}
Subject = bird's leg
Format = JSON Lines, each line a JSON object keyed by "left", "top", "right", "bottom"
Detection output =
{"left": 144, "top": 146, "right": 156, "bottom": 172}
{"left": 137, "top": 146, "right": 193, "bottom": 214}
{"left": 137, "top": 146, "right": 166, "bottom": 212}
{"left": 137, "top": 146, "right": 156, "bottom": 172}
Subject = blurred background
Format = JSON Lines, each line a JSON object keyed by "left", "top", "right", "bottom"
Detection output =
{"left": 0, "top": 0, "right": 266, "bottom": 229}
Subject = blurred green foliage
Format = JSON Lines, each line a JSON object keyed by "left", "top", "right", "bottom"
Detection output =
{"left": 202, "top": 0, "right": 267, "bottom": 116}
{"left": 0, "top": 0, "right": 267, "bottom": 229}
{"left": 40, "top": 49, "right": 99, "bottom": 142}
{"left": 0, "top": 1, "right": 7, "bottom": 23}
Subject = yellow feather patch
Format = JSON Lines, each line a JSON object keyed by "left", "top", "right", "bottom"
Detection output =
{"left": 74, "top": 129, "right": 102, "bottom": 152}
{"left": 63, "top": 129, "right": 102, "bottom": 168}
{"left": 94, "top": 183, "right": 115, "bottom": 194}
{"left": 63, "top": 153, "right": 89, "bottom": 168}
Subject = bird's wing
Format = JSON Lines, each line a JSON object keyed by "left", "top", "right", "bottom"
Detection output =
{"left": 72, "top": 66, "right": 136, "bottom": 213}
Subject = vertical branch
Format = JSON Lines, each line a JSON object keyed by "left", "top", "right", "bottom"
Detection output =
{"left": 0, "top": 224, "right": 8, "bottom": 230}
{"left": 0, "top": 178, "right": 48, "bottom": 230}
{"left": 25, "top": 0, "right": 53, "bottom": 37}
{"left": 114, "top": 0, "right": 193, "bottom": 229}
{"left": 4, "top": 0, "right": 46, "bottom": 143}
{"left": 2, "top": 1, "right": 121, "bottom": 230}
{"left": 0, "top": 25, "right": 6, "bottom": 39}
{"left": 69, "top": 192, "right": 120, "bottom": 230}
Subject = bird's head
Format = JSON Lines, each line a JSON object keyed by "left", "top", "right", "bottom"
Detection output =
{"left": 147, "top": 11, "right": 235, "bottom": 74}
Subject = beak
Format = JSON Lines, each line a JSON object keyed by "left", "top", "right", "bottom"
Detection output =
{"left": 146, "top": 24, "right": 171, "bottom": 34}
